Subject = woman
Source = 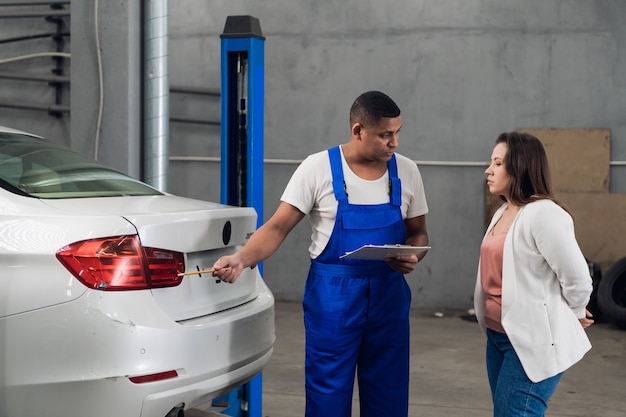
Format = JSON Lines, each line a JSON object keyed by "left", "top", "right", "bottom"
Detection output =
{"left": 474, "top": 131, "right": 594, "bottom": 416}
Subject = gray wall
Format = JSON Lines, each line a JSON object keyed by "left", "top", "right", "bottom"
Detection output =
{"left": 70, "top": 1, "right": 143, "bottom": 178}
{"left": 1, "top": 1, "right": 625, "bottom": 309}
{"left": 166, "top": 0, "right": 626, "bottom": 310}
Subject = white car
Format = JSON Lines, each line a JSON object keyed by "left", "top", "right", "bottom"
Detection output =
{"left": 0, "top": 126, "right": 275, "bottom": 417}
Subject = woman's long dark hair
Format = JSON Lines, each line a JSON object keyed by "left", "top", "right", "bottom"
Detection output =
{"left": 497, "top": 131, "right": 559, "bottom": 207}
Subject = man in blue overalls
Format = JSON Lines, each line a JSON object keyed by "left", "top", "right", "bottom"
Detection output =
{"left": 213, "top": 90, "right": 429, "bottom": 417}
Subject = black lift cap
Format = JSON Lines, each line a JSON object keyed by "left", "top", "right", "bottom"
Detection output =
{"left": 220, "top": 15, "right": 265, "bottom": 40}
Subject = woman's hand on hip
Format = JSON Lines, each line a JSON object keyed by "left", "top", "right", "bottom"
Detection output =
{"left": 579, "top": 309, "right": 594, "bottom": 329}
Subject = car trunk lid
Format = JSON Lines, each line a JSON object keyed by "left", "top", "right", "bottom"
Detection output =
{"left": 42, "top": 195, "right": 260, "bottom": 321}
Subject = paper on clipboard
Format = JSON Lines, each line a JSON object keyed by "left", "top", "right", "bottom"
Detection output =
{"left": 340, "top": 244, "right": 431, "bottom": 260}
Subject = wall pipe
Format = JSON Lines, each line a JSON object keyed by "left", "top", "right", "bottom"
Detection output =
{"left": 0, "top": 32, "right": 69, "bottom": 44}
{"left": 0, "top": 1, "right": 69, "bottom": 5}
{"left": 0, "top": 71, "right": 69, "bottom": 83}
{"left": 143, "top": 0, "right": 169, "bottom": 191}
{"left": 169, "top": 85, "right": 220, "bottom": 125}
{"left": 0, "top": 100, "right": 69, "bottom": 113}
{"left": 0, "top": 10, "right": 69, "bottom": 18}
{"left": 168, "top": 156, "right": 626, "bottom": 167}
{"left": 170, "top": 85, "right": 219, "bottom": 96}
{"left": 169, "top": 116, "right": 220, "bottom": 125}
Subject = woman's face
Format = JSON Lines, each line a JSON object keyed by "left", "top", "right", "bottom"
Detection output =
{"left": 485, "top": 142, "right": 511, "bottom": 199}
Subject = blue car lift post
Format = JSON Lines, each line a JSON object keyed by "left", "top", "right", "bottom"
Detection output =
{"left": 211, "top": 15, "right": 265, "bottom": 417}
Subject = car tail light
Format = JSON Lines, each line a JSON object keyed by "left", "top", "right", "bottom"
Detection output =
{"left": 56, "top": 235, "right": 185, "bottom": 290}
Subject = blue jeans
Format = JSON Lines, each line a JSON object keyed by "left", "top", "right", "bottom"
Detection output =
{"left": 486, "top": 328, "right": 562, "bottom": 417}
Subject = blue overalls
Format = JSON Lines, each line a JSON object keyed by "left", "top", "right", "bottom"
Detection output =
{"left": 303, "top": 146, "right": 412, "bottom": 417}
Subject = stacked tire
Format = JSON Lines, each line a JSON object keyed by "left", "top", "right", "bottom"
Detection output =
{"left": 586, "top": 260, "right": 602, "bottom": 321}
{"left": 597, "top": 257, "right": 626, "bottom": 329}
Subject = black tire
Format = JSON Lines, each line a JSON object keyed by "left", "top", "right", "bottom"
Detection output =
{"left": 597, "top": 257, "right": 626, "bottom": 329}
{"left": 586, "top": 259, "right": 603, "bottom": 322}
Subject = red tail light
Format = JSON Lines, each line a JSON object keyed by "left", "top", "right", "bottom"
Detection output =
{"left": 56, "top": 235, "right": 185, "bottom": 290}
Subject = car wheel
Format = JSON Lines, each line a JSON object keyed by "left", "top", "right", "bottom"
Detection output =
{"left": 597, "top": 257, "right": 626, "bottom": 329}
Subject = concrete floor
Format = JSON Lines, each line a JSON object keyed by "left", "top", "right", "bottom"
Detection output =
{"left": 261, "top": 301, "right": 626, "bottom": 417}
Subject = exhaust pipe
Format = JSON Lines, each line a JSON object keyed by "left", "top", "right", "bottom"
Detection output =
{"left": 165, "top": 404, "right": 184, "bottom": 417}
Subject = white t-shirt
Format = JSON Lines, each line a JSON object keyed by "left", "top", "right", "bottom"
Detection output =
{"left": 281, "top": 146, "right": 429, "bottom": 258}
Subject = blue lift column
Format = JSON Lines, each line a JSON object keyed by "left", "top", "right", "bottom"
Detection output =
{"left": 220, "top": 15, "right": 265, "bottom": 233}
{"left": 214, "top": 15, "right": 265, "bottom": 417}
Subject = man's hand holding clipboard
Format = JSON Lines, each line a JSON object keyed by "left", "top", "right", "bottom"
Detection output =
{"left": 340, "top": 244, "right": 431, "bottom": 260}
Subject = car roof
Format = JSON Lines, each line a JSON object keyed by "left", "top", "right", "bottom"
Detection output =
{"left": 0, "top": 125, "right": 42, "bottom": 138}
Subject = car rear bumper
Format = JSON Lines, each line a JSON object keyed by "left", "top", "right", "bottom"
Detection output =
{"left": 140, "top": 348, "right": 272, "bottom": 417}
{"left": 0, "top": 279, "right": 275, "bottom": 417}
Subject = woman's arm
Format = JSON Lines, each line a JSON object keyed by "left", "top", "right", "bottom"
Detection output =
{"left": 531, "top": 202, "right": 593, "bottom": 318}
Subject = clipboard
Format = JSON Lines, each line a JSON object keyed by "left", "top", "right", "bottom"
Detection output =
{"left": 340, "top": 244, "right": 431, "bottom": 260}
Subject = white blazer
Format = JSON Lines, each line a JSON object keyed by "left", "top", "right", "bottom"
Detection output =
{"left": 474, "top": 199, "right": 593, "bottom": 382}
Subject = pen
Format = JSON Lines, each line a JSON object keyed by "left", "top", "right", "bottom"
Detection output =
{"left": 177, "top": 267, "right": 230, "bottom": 277}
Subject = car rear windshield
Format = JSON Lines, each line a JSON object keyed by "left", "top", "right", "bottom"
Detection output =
{"left": 0, "top": 132, "right": 162, "bottom": 198}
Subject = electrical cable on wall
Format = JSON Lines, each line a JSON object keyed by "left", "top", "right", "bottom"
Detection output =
{"left": 93, "top": 0, "right": 104, "bottom": 160}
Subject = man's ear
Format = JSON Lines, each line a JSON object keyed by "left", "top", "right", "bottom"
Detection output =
{"left": 352, "top": 123, "right": 362, "bottom": 137}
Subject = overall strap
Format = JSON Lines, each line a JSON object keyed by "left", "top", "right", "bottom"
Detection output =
{"left": 388, "top": 154, "right": 402, "bottom": 207}
{"left": 328, "top": 146, "right": 348, "bottom": 202}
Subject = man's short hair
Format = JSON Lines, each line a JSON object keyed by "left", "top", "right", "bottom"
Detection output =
{"left": 349, "top": 91, "right": 401, "bottom": 128}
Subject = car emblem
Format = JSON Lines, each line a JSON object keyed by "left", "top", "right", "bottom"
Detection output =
{"left": 222, "top": 221, "right": 232, "bottom": 245}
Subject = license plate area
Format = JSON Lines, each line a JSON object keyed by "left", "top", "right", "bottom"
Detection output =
{"left": 151, "top": 247, "right": 259, "bottom": 321}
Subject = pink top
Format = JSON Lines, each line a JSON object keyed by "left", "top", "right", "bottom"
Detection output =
{"left": 480, "top": 229, "right": 507, "bottom": 333}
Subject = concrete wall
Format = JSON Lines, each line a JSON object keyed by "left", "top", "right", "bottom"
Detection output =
{"left": 70, "top": 1, "right": 142, "bottom": 178}
{"left": 1, "top": 1, "right": 625, "bottom": 309}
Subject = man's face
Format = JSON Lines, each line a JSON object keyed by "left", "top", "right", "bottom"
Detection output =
{"left": 356, "top": 116, "right": 402, "bottom": 162}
